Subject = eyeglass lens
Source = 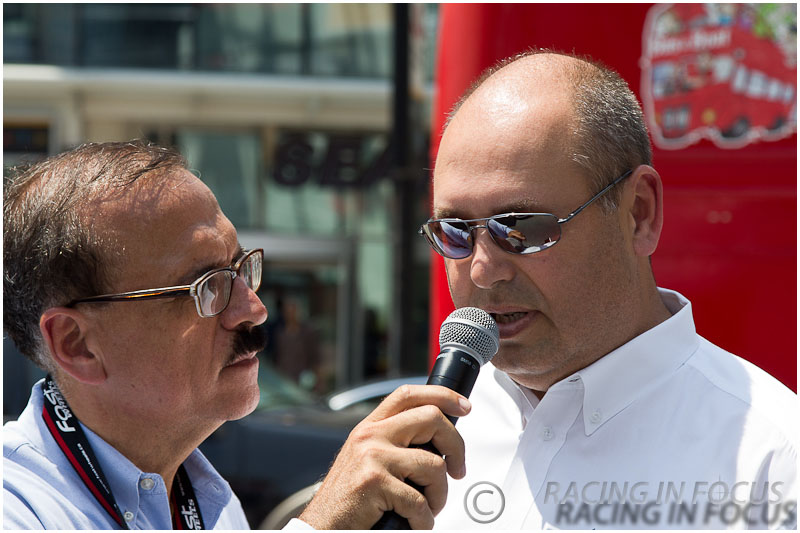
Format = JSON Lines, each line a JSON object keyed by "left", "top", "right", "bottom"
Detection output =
{"left": 198, "top": 271, "right": 234, "bottom": 316}
{"left": 196, "top": 252, "right": 262, "bottom": 316}
{"left": 425, "top": 214, "right": 562, "bottom": 259}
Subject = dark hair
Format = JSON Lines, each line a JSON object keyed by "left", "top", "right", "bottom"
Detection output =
{"left": 445, "top": 49, "right": 652, "bottom": 209}
{"left": 3, "top": 140, "right": 187, "bottom": 369}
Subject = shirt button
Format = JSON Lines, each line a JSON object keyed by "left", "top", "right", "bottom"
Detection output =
{"left": 123, "top": 511, "right": 134, "bottom": 522}
{"left": 542, "top": 426, "right": 554, "bottom": 441}
{"left": 590, "top": 409, "right": 602, "bottom": 424}
{"left": 140, "top": 478, "right": 155, "bottom": 490}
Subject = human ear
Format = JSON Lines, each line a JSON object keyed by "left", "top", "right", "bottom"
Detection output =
{"left": 626, "top": 165, "right": 664, "bottom": 257}
{"left": 39, "top": 308, "right": 107, "bottom": 384}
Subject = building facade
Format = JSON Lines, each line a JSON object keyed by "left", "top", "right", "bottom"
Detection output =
{"left": 4, "top": 3, "right": 438, "bottom": 398}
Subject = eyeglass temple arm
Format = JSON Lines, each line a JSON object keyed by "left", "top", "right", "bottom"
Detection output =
{"left": 68, "top": 287, "right": 191, "bottom": 306}
{"left": 557, "top": 170, "right": 633, "bottom": 224}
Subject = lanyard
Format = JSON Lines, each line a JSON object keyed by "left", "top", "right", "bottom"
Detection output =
{"left": 41, "top": 376, "right": 205, "bottom": 530}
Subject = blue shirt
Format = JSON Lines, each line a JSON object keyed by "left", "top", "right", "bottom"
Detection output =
{"left": 3, "top": 380, "right": 250, "bottom": 529}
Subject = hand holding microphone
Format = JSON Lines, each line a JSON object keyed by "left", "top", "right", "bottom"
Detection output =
{"left": 298, "top": 308, "right": 498, "bottom": 530}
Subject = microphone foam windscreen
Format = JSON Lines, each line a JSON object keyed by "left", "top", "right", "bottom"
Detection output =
{"left": 439, "top": 307, "right": 499, "bottom": 366}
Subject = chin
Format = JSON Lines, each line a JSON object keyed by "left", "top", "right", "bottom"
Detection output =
{"left": 491, "top": 342, "right": 535, "bottom": 373}
{"left": 492, "top": 348, "right": 559, "bottom": 390}
{"left": 224, "top": 388, "right": 261, "bottom": 421}
{"left": 219, "top": 371, "right": 261, "bottom": 421}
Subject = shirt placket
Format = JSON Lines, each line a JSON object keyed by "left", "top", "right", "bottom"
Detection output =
{"left": 496, "top": 382, "right": 584, "bottom": 529}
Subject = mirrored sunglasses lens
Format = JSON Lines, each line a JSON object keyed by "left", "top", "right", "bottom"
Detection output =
{"left": 427, "top": 221, "right": 472, "bottom": 259}
{"left": 488, "top": 215, "right": 561, "bottom": 253}
{"left": 198, "top": 271, "right": 233, "bottom": 316}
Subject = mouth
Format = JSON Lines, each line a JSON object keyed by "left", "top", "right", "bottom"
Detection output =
{"left": 491, "top": 311, "right": 529, "bottom": 324}
{"left": 485, "top": 309, "right": 537, "bottom": 338}
{"left": 225, "top": 351, "right": 259, "bottom": 369}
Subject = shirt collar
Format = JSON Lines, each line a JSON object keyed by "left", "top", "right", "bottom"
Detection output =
{"left": 494, "top": 288, "right": 699, "bottom": 435}
{"left": 569, "top": 288, "right": 699, "bottom": 435}
{"left": 490, "top": 365, "right": 540, "bottom": 429}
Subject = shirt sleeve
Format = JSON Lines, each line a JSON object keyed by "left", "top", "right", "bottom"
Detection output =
{"left": 283, "top": 517, "right": 316, "bottom": 530}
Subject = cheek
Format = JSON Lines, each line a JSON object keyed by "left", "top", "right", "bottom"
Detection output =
{"left": 444, "top": 260, "right": 472, "bottom": 307}
{"left": 101, "top": 304, "right": 214, "bottom": 367}
{"left": 538, "top": 226, "right": 633, "bottom": 317}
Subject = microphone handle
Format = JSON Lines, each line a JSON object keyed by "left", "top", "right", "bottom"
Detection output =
{"left": 372, "top": 351, "right": 480, "bottom": 530}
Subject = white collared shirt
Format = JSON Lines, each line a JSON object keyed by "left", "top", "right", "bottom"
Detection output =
{"left": 434, "top": 289, "right": 797, "bottom": 529}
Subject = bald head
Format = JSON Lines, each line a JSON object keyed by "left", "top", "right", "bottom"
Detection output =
{"left": 443, "top": 51, "right": 652, "bottom": 207}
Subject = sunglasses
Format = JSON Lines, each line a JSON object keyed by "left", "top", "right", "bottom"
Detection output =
{"left": 67, "top": 248, "right": 263, "bottom": 318}
{"left": 420, "top": 170, "right": 632, "bottom": 259}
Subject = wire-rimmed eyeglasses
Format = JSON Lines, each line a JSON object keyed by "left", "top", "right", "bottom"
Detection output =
{"left": 419, "top": 170, "right": 632, "bottom": 259}
{"left": 67, "top": 248, "right": 263, "bottom": 318}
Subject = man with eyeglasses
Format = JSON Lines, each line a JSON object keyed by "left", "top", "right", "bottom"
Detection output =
{"left": 2, "top": 141, "right": 275, "bottom": 529}
{"left": 3, "top": 140, "right": 466, "bottom": 530}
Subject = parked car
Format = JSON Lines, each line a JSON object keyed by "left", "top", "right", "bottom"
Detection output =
{"left": 326, "top": 375, "right": 427, "bottom": 412}
{"left": 199, "top": 360, "right": 426, "bottom": 528}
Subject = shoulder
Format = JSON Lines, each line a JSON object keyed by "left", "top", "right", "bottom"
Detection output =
{"left": 685, "top": 337, "right": 797, "bottom": 445}
{"left": 3, "top": 431, "right": 108, "bottom": 529}
{"left": 4, "top": 452, "right": 90, "bottom": 529}
{"left": 4, "top": 487, "right": 45, "bottom": 529}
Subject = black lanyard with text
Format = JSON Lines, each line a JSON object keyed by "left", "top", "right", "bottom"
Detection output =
{"left": 41, "top": 376, "right": 205, "bottom": 530}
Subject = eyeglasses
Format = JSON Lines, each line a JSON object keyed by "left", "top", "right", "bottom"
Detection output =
{"left": 419, "top": 170, "right": 632, "bottom": 259}
{"left": 67, "top": 248, "right": 263, "bottom": 318}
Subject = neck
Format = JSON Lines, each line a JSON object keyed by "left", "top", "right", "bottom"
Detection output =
{"left": 53, "top": 377, "right": 217, "bottom": 496}
{"left": 516, "top": 287, "right": 673, "bottom": 400}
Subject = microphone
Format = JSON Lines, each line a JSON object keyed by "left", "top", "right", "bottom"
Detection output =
{"left": 373, "top": 307, "right": 499, "bottom": 530}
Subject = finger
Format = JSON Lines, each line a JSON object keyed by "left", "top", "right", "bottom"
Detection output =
{"left": 365, "top": 384, "right": 471, "bottom": 423}
{"left": 401, "top": 450, "right": 449, "bottom": 516}
{"left": 380, "top": 475, "right": 436, "bottom": 530}
{"left": 375, "top": 404, "right": 466, "bottom": 479}
{"left": 364, "top": 444, "right": 450, "bottom": 515}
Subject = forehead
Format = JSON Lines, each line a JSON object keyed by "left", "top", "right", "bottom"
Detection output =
{"left": 433, "top": 79, "right": 586, "bottom": 218}
{"left": 93, "top": 168, "right": 238, "bottom": 286}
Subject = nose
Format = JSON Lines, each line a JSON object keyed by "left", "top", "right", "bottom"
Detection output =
{"left": 219, "top": 276, "right": 268, "bottom": 329}
{"left": 469, "top": 228, "right": 516, "bottom": 289}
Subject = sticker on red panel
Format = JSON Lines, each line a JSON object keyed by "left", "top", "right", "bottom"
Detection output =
{"left": 641, "top": 3, "right": 796, "bottom": 150}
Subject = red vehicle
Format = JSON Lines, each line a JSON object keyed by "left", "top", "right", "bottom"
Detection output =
{"left": 428, "top": 3, "right": 796, "bottom": 391}
{"left": 642, "top": 3, "right": 797, "bottom": 149}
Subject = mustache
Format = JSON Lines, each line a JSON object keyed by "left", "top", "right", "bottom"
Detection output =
{"left": 468, "top": 286, "right": 543, "bottom": 311}
{"left": 230, "top": 323, "right": 268, "bottom": 360}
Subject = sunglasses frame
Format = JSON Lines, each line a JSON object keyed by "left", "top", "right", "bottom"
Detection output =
{"left": 67, "top": 248, "right": 264, "bottom": 318}
{"left": 420, "top": 170, "right": 633, "bottom": 259}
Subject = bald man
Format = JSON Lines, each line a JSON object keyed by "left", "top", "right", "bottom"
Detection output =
{"left": 303, "top": 51, "right": 796, "bottom": 530}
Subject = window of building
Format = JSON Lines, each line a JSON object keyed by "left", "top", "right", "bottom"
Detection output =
{"left": 3, "top": 3, "right": 438, "bottom": 80}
